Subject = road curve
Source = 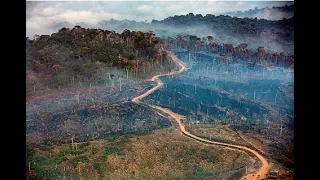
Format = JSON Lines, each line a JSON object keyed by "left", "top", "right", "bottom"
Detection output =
{"left": 132, "top": 51, "right": 270, "bottom": 180}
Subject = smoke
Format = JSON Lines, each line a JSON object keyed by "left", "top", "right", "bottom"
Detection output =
{"left": 255, "top": 9, "right": 294, "bottom": 20}
{"left": 226, "top": 5, "right": 294, "bottom": 21}
{"left": 142, "top": 51, "right": 293, "bottom": 127}
{"left": 26, "top": 1, "right": 43, "bottom": 20}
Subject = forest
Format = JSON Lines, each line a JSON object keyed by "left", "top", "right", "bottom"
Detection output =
{"left": 163, "top": 34, "right": 294, "bottom": 68}
{"left": 26, "top": 27, "right": 169, "bottom": 98}
{"left": 26, "top": 26, "right": 178, "bottom": 147}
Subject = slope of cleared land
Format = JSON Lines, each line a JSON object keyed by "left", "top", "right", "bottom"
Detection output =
{"left": 26, "top": 128, "right": 252, "bottom": 179}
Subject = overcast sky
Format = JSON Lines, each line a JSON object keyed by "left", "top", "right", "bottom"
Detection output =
{"left": 26, "top": 1, "right": 293, "bottom": 38}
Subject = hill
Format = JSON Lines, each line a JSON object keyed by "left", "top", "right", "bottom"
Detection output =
{"left": 26, "top": 26, "right": 172, "bottom": 98}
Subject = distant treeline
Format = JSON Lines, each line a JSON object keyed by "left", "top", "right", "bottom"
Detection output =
{"left": 164, "top": 34, "right": 294, "bottom": 68}
{"left": 152, "top": 12, "right": 293, "bottom": 39}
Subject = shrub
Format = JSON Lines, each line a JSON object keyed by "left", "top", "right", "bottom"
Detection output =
{"left": 71, "top": 156, "right": 90, "bottom": 167}
{"left": 93, "top": 162, "right": 102, "bottom": 174}
{"left": 181, "top": 148, "right": 197, "bottom": 157}
{"left": 91, "top": 148, "right": 98, "bottom": 155}
{"left": 102, "top": 146, "right": 125, "bottom": 161}
{"left": 26, "top": 146, "right": 35, "bottom": 161}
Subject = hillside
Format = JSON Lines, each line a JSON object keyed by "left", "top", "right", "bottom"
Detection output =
{"left": 26, "top": 128, "right": 253, "bottom": 179}
{"left": 26, "top": 27, "right": 173, "bottom": 98}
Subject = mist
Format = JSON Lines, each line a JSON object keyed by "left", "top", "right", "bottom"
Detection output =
{"left": 143, "top": 50, "right": 293, "bottom": 128}
{"left": 226, "top": 4, "right": 294, "bottom": 21}
{"left": 28, "top": 18, "right": 293, "bottom": 55}
{"left": 26, "top": 2, "right": 294, "bottom": 55}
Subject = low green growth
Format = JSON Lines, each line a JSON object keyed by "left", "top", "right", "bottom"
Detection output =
{"left": 107, "top": 135, "right": 118, "bottom": 141}
{"left": 71, "top": 156, "right": 90, "bottom": 167}
{"left": 91, "top": 147, "right": 98, "bottom": 155}
{"left": 33, "top": 166, "right": 62, "bottom": 179}
{"left": 39, "top": 144, "right": 53, "bottom": 151}
{"left": 32, "top": 153, "right": 68, "bottom": 166}
{"left": 102, "top": 146, "right": 125, "bottom": 161}
{"left": 199, "top": 153, "right": 219, "bottom": 163}
{"left": 184, "top": 166, "right": 217, "bottom": 180}
{"left": 198, "top": 149, "right": 219, "bottom": 163}
{"left": 124, "top": 130, "right": 153, "bottom": 139}
{"left": 26, "top": 146, "right": 35, "bottom": 161}
{"left": 93, "top": 162, "right": 102, "bottom": 174}
{"left": 181, "top": 148, "right": 197, "bottom": 157}
{"left": 59, "top": 147, "right": 88, "bottom": 156}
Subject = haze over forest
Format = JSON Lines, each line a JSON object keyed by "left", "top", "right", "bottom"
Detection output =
{"left": 27, "top": 1, "right": 294, "bottom": 54}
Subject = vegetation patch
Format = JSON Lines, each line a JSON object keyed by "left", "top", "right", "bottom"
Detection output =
{"left": 93, "top": 162, "right": 102, "bottom": 174}
{"left": 71, "top": 155, "right": 90, "bottom": 167}
{"left": 102, "top": 146, "right": 125, "bottom": 161}
{"left": 181, "top": 148, "right": 197, "bottom": 157}
{"left": 184, "top": 166, "right": 217, "bottom": 180}
{"left": 198, "top": 149, "right": 219, "bottom": 163}
{"left": 91, "top": 147, "right": 98, "bottom": 155}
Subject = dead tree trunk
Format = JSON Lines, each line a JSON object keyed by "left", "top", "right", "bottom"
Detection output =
{"left": 280, "top": 119, "right": 283, "bottom": 137}
{"left": 136, "top": 60, "right": 139, "bottom": 75}
{"left": 78, "top": 165, "right": 82, "bottom": 180}
{"left": 71, "top": 136, "right": 75, "bottom": 150}
{"left": 126, "top": 68, "right": 129, "bottom": 79}
{"left": 160, "top": 53, "right": 163, "bottom": 69}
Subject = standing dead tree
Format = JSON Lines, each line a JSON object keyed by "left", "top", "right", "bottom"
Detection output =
{"left": 71, "top": 135, "right": 75, "bottom": 150}
{"left": 118, "top": 75, "right": 122, "bottom": 91}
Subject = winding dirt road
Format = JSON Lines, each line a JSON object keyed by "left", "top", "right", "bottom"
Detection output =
{"left": 132, "top": 51, "right": 270, "bottom": 180}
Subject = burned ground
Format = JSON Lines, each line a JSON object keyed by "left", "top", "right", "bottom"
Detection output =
{"left": 26, "top": 79, "right": 171, "bottom": 147}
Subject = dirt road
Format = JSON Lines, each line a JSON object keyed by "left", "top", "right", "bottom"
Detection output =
{"left": 132, "top": 51, "right": 270, "bottom": 180}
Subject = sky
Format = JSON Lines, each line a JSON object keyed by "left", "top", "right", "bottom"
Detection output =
{"left": 26, "top": 1, "right": 294, "bottom": 38}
